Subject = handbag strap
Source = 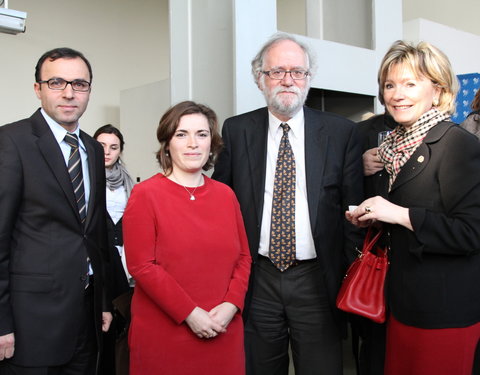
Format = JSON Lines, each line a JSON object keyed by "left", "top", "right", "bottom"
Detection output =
{"left": 362, "top": 226, "right": 383, "bottom": 254}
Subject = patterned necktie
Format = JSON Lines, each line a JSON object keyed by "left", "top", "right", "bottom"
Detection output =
{"left": 65, "top": 133, "right": 86, "bottom": 224}
{"left": 269, "top": 123, "right": 296, "bottom": 271}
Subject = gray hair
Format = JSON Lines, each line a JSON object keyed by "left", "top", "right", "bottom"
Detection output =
{"left": 251, "top": 33, "right": 316, "bottom": 86}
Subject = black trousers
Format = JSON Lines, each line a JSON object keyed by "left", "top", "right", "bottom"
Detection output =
{"left": 245, "top": 256, "right": 343, "bottom": 375}
{"left": 0, "top": 287, "right": 97, "bottom": 375}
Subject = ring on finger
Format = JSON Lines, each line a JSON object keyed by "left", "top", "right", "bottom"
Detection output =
{"left": 365, "top": 206, "right": 372, "bottom": 214}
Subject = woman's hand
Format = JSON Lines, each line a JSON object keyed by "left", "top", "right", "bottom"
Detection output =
{"left": 209, "top": 302, "right": 238, "bottom": 331}
{"left": 363, "top": 148, "right": 385, "bottom": 176}
{"left": 185, "top": 307, "right": 225, "bottom": 339}
{"left": 346, "top": 196, "right": 413, "bottom": 231}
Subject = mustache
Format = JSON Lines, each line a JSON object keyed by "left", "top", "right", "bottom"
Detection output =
{"left": 271, "top": 86, "right": 302, "bottom": 95}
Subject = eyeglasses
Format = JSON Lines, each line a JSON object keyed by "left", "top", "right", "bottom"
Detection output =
{"left": 37, "top": 78, "right": 91, "bottom": 92}
{"left": 262, "top": 69, "right": 310, "bottom": 80}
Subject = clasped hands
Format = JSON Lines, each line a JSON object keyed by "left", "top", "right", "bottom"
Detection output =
{"left": 185, "top": 302, "right": 238, "bottom": 340}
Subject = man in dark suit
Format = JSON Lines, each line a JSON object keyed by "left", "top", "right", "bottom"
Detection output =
{"left": 212, "top": 33, "right": 364, "bottom": 375}
{"left": 0, "top": 48, "right": 112, "bottom": 375}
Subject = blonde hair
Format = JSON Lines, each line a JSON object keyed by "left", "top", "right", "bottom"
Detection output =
{"left": 378, "top": 40, "right": 459, "bottom": 114}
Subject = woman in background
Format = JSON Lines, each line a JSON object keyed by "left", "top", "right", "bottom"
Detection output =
{"left": 347, "top": 40, "right": 480, "bottom": 375}
{"left": 94, "top": 124, "right": 135, "bottom": 375}
{"left": 461, "top": 88, "right": 480, "bottom": 139}
{"left": 123, "top": 101, "right": 251, "bottom": 375}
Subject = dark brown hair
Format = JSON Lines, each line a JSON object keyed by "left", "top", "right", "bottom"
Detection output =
{"left": 94, "top": 124, "right": 125, "bottom": 152}
{"left": 35, "top": 47, "right": 93, "bottom": 83}
{"left": 471, "top": 89, "right": 480, "bottom": 112}
{"left": 156, "top": 101, "right": 223, "bottom": 175}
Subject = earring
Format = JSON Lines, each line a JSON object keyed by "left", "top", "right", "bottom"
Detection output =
{"left": 166, "top": 151, "right": 169, "bottom": 157}
{"left": 433, "top": 98, "right": 439, "bottom": 106}
{"left": 209, "top": 152, "right": 213, "bottom": 156}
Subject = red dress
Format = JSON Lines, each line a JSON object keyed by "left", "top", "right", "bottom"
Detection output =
{"left": 123, "top": 174, "right": 251, "bottom": 375}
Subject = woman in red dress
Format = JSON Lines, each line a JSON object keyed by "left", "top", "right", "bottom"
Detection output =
{"left": 123, "top": 101, "right": 251, "bottom": 375}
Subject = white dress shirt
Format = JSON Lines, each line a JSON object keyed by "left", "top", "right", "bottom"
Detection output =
{"left": 258, "top": 109, "right": 316, "bottom": 260}
{"left": 41, "top": 108, "right": 90, "bottom": 211}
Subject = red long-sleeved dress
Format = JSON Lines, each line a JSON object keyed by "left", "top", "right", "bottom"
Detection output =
{"left": 123, "top": 174, "right": 251, "bottom": 375}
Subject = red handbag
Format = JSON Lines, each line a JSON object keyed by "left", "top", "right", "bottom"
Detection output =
{"left": 336, "top": 226, "right": 389, "bottom": 323}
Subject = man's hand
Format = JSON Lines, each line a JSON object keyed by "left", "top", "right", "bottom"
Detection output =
{"left": 363, "top": 147, "right": 384, "bottom": 176}
{"left": 102, "top": 312, "right": 113, "bottom": 332}
{"left": 0, "top": 333, "right": 15, "bottom": 360}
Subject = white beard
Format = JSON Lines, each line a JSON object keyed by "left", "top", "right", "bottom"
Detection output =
{"left": 262, "top": 84, "right": 309, "bottom": 119}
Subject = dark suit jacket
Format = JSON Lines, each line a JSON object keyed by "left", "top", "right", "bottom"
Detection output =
{"left": 212, "top": 106, "right": 364, "bottom": 327}
{"left": 0, "top": 109, "right": 110, "bottom": 367}
{"left": 379, "top": 121, "right": 480, "bottom": 329}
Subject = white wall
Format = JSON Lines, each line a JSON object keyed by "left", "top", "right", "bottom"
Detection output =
{"left": 169, "top": 0, "right": 234, "bottom": 126}
{"left": 233, "top": 0, "right": 403, "bottom": 115}
{"left": 403, "top": 0, "right": 480, "bottom": 37}
{"left": 0, "top": 0, "right": 169, "bottom": 136}
{"left": 120, "top": 80, "right": 170, "bottom": 182}
{"left": 403, "top": 18, "right": 480, "bottom": 75}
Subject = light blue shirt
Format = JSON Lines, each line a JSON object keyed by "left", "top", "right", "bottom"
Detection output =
{"left": 40, "top": 109, "right": 90, "bottom": 213}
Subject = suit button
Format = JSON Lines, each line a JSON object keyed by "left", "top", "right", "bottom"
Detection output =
{"left": 80, "top": 275, "right": 87, "bottom": 282}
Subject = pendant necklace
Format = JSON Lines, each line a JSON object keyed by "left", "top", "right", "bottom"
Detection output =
{"left": 174, "top": 174, "right": 203, "bottom": 201}
{"left": 183, "top": 185, "right": 198, "bottom": 201}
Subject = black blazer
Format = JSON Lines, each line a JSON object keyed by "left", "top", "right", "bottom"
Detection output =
{"left": 0, "top": 109, "right": 110, "bottom": 367}
{"left": 212, "top": 106, "right": 364, "bottom": 325}
{"left": 381, "top": 122, "right": 480, "bottom": 329}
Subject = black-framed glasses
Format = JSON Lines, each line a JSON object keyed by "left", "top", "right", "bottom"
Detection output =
{"left": 37, "top": 78, "right": 91, "bottom": 92}
{"left": 262, "top": 69, "right": 310, "bottom": 80}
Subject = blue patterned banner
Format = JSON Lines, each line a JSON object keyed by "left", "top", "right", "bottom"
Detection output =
{"left": 453, "top": 73, "right": 480, "bottom": 123}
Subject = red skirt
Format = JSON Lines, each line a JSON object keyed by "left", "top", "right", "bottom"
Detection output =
{"left": 385, "top": 314, "right": 480, "bottom": 375}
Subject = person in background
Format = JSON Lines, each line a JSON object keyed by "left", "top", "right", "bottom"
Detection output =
{"left": 460, "top": 88, "right": 480, "bottom": 139}
{"left": 0, "top": 47, "right": 112, "bottom": 375}
{"left": 94, "top": 124, "right": 134, "bottom": 291}
{"left": 212, "top": 33, "right": 364, "bottom": 375}
{"left": 94, "top": 124, "right": 134, "bottom": 375}
{"left": 123, "top": 101, "right": 251, "bottom": 375}
{"left": 350, "top": 113, "right": 397, "bottom": 375}
{"left": 347, "top": 40, "right": 480, "bottom": 375}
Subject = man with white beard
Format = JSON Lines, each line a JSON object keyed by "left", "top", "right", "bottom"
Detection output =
{"left": 213, "top": 33, "right": 364, "bottom": 375}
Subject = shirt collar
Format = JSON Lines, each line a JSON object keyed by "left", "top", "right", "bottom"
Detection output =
{"left": 40, "top": 108, "right": 86, "bottom": 151}
{"left": 268, "top": 108, "right": 304, "bottom": 139}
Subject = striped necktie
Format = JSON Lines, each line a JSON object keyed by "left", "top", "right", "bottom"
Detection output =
{"left": 64, "top": 133, "right": 86, "bottom": 224}
{"left": 269, "top": 123, "right": 296, "bottom": 271}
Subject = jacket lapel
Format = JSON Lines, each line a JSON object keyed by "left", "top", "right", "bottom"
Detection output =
{"left": 32, "top": 111, "right": 80, "bottom": 219}
{"left": 390, "top": 121, "right": 453, "bottom": 193}
{"left": 81, "top": 132, "right": 97, "bottom": 229}
{"left": 304, "top": 107, "right": 328, "bottom": 231}
{"left": 245, "top": 109, "right": 269, "bottom": 224}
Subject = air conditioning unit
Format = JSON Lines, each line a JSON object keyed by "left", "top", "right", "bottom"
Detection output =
{"left": 0, "top": 7, "right": 27, "bottom": 35}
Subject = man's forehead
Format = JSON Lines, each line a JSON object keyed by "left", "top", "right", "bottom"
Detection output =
{"left": 264, "top": 44, "right": 307, "bottom": 67}
{"left": 40, "top": 57, "right": 90, "bottom": 78}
